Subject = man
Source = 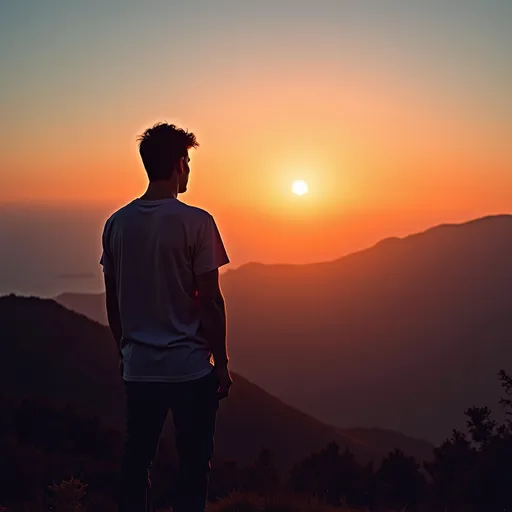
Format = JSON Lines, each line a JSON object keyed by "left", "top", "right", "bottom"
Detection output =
{"left": 100, "top": 122, "right": 231, "bottom": 512}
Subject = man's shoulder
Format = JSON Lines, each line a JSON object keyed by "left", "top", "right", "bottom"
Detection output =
{"left": 175, "top": 201, "right": 213, "bottom": 223}
{"left": 102, "top": 202, "right": 136, "bottom": 229}
{"left": 103, "top": 200, "right": 215, "bottom": 230}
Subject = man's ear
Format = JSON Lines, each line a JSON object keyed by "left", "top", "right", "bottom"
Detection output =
{"left": 176, "top": 157, "right": 185, "bottom": 175}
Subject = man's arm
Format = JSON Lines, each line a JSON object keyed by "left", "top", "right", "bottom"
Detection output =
{"left": 196, "top": 269, "right": 228, "bottom": 364}
{"left": 196, "top": 269, "right": 231, "bottom": 397}
{"left": 104, "top": 274, "right": 122, "bottom": 357}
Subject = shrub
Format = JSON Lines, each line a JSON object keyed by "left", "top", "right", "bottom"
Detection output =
{"left": 47, "top": 478, "right": 87, "bottom": 512}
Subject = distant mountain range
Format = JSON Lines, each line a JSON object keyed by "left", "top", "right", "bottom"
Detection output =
{"left": 56, "top": 214, "right": 512, "bottom": 442}
{"left": 0, "top": 295, "right": 433, "bottom": 468}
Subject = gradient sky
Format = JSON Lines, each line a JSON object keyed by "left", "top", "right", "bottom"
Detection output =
{"left": 1, "top": 0, "right": 511, "bottom": 293}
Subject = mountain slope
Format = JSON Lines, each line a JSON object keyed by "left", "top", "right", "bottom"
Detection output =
{"left": 56, "top": 215, "right": 512, "bottom": 441}
{"left": 0, "top": 296, "right": 432, "bottom": 468}
{"left": 221, "top": 215, "right": 512, "bottom": 441}
{"left": 56, "top": 291, "right": 107, "bottom": 325}
{"left": 222, "top": 215, "right": 512, "bottom": 441}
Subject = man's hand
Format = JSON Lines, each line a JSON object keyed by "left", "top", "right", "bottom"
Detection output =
{"left": 215, "top": 364, "right": 232, "bottom": 400}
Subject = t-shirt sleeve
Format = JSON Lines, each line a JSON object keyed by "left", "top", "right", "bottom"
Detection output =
{"left": 99, "top": 221, "right": 115, "bottom": 276}
{"left": 193, "top": 214, "right": 230, "bottom": 275}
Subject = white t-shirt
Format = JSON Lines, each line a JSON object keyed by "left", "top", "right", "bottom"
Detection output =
{"left": 100, "top": 198, "right": 229, "bottom": 383}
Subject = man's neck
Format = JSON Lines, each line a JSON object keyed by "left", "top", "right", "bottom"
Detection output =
{"left": 139, "top": 180, "right": 178, "bottom": 201}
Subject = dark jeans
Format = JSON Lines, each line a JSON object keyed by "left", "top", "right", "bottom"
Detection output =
{"left": 119, "top": 371, "right": 219, "bottom": 512}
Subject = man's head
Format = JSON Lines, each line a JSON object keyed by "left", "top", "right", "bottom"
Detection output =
{"left": 138, "top": 123, "right": 199, "bottom": 193}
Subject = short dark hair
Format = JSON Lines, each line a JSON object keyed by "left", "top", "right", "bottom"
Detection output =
{"left": 137, "top": 122, "right": 199, "bottom": 181}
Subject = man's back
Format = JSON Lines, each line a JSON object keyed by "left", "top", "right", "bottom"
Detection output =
{"left": 101, "top": 197, "right": 229, "bottom": 383}
{"left": 104, "top": 122, "right": 231, "bottom": 512}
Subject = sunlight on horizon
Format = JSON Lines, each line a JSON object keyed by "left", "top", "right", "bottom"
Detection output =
{"left": 292, "top": 180, "right": 309, "bottom": 196}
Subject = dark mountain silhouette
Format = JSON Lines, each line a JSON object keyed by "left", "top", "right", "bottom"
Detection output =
{"left": 57, "top": 291, "right": 107, "bottom": 324}
{"left": 0, "top": 295, "right": 431, "bottom": 468}
{"left": 56, "top": 214, "right": 512, "bottom": 441}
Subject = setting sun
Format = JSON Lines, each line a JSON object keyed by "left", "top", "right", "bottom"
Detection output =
{"left": 292, "top": 180, "right": 309, "bottom": 196}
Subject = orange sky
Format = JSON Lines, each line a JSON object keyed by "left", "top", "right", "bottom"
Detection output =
{"left": 1, "top": 1, "right": 511, "bottom": 269}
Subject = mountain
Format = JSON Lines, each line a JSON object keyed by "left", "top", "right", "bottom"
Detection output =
{"left": 0, "top": 295, "right": 432, "bottom": 468}
{"left": 56, "top": 291, "right": 107, "bottom": 325}
{"left": 56, "top": 215, "right": 512, "bottom": 442}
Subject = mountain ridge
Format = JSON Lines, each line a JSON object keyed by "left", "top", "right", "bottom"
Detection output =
{"left": 223, "top": 214, "right": 512, "bottom": 271}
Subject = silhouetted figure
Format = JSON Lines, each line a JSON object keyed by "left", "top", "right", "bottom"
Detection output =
{"left": 100, "top": 123, "right": 231, "bottom": 512}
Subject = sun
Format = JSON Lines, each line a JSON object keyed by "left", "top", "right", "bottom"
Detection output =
{"left": 292, "top": 180, "right": 309, "bottom": 196}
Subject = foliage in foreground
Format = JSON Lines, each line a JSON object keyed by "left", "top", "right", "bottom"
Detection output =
{"left": 2, "top": 371, "right": 512, "bottom": 511}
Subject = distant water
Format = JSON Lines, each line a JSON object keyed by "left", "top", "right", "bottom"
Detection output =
{"left": 0, "top": 274, "right": 105, "bottom": 299}
{"left": 0, "top": 203, "right": 109, "bottom": 298}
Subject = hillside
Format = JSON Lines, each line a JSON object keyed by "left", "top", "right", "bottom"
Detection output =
{"left": 56, "top": 214, "right": 512, "bottom": 441}
{"left": 0, "top": 295, "right": 431, "bottom": 468}
{"left": 222, "top": 215, "right": 512, "bottom": 441}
